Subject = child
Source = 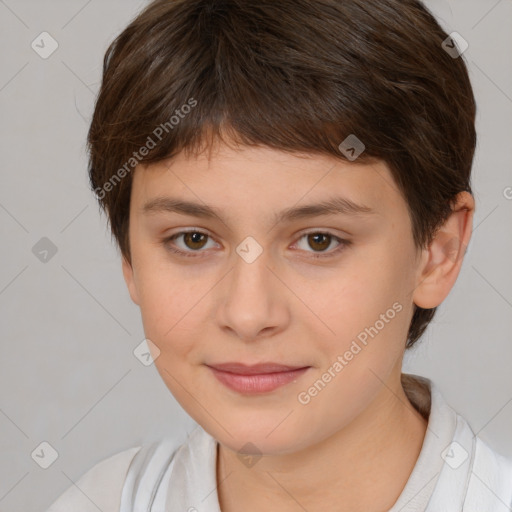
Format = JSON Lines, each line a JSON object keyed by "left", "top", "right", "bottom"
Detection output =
{"left": 47, "top": 0, "right": 512, "bottom": 510}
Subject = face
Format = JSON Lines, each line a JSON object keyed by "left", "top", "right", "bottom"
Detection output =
{"left": 122, "top": 142, "right": 427, "bottom": 455}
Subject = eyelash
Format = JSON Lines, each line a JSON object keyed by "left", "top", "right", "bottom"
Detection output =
{"left": 162, "top": 229, "right": 351, "bottom": 260}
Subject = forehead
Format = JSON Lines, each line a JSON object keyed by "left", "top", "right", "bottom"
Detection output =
{"left": 131, "top": 144, "right": 407, "bottom": 225}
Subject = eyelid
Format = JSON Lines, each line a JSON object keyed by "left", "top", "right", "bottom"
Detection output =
{"left": 295, "top": 227, "right": 348, "bottom": 239}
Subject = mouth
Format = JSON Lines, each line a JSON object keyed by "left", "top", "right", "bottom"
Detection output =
{"left": 205, "top": 362, "right": 311, "bottom": 394}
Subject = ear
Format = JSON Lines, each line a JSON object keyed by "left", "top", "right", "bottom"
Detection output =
{"left": 122, "top": 255, "right": 140, "bottom": 306}
{"left": 412, "top": 191, "right": 475, "bottom": 309}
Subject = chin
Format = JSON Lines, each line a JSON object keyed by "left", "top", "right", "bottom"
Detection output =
{"left": 210, "top": 420, "right": 308, "bottom": 456}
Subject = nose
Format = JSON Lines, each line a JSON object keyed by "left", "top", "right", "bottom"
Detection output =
{"left": 217, "top": 247, "right": 290, "bottom": 342}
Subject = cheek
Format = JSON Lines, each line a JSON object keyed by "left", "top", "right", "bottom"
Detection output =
{"left": 133, "top": 259, "right": 184, "bottom": 343}
{"left": 136, "top": 272, "right": 203, "bottom": 402}
{"left": 133, "top": 242, "right": 189, "bottom": 321}
{"left": 309, "top": 249, "right": 412, "bottom": 359}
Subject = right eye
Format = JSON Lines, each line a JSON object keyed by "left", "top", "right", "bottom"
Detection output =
{"left": 162, "top": 229, "right": 220, "bottom": 257}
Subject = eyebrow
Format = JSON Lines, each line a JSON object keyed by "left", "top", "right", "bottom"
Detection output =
{"left": 141, "top": 196, "right": 376, "bottom": 223}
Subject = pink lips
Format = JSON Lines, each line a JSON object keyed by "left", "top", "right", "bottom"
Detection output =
{"left": 206, "top": 362, "right": 310, "bottom": 394}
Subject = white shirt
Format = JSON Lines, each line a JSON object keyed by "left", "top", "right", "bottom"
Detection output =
{"left": 46, "top": 374, "right": 512, "bottom": 511}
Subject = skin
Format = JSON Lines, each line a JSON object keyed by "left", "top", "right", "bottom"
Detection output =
{"left": 122, "top": 139, "right": 474, "bottom": 512}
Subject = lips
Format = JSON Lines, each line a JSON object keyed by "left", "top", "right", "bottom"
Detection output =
{"left": 206, "top": 362, "right": 309, "bottom": 375}
{"left": 206, "top": 362, "right": 311, "bottom": 394}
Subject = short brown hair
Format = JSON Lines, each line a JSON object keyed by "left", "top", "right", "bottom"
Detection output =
{"left": 87, "top": 0, "right": 476, "bottom": 349}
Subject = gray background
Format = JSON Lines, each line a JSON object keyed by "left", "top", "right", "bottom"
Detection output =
{"left": 0, "top": 1, "right": 511, "bottom": 511}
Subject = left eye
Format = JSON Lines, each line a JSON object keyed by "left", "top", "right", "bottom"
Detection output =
{"left": 293, "top": 232, "right": 346, "bottom": 257}
{"left": 166, "top": 231, "right": 218, "bottom": 254}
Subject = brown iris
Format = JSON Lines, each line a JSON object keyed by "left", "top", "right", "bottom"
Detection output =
{"left": 183, "top": 232, "right": 208, "bottom": 250}
{"left": 307, "top": 233, "right": 331, "bottom": 252}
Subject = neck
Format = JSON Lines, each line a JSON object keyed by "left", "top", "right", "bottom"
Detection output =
{"left": 216, "top": 371, "right": 428, "bottom": 512}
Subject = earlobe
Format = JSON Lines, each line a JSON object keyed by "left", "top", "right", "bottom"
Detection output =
{"left": 122, "top": 256, "right": 140, "bottom": 305}
{"left": 412, "top": 192, "right": 475, "bottom": 309}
